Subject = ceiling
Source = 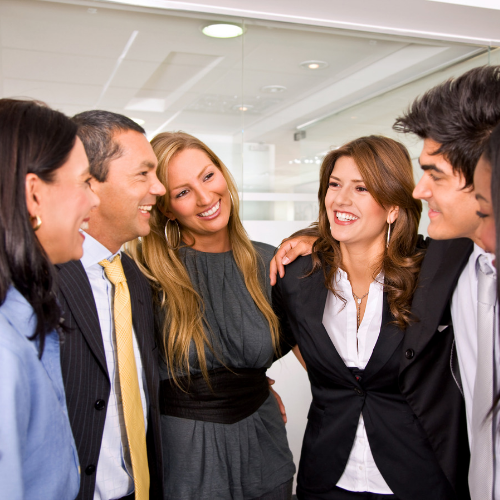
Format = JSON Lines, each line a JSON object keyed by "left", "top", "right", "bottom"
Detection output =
{"left": 0, "top": 0, "right": 494, "bottom": 218}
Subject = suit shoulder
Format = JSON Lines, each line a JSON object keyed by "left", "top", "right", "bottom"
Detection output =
{"left": 251, "top": 241, "right": 276, "bottom": 263}
{"left": 280, "top": 254, "right": 317, "bottom": 284}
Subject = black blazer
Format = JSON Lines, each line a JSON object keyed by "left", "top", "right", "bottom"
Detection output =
{"left": 399, "top": 237, "right": 473, "bottom": 499}
{"left": 56, "top": 253, "right": 163, "bottom": 500}
{"left": 273, "top": 241, "right": 472, "bottom": 500}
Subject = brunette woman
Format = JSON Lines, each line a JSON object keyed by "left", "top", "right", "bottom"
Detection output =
{"left": 0, "top": 99, "right": 99, "bottom": 498}
{"left": 129, "top": 132, "right": 295, "bottom": 500}
{"left": 273, "top": 136, "right": 457, "bottom": 499}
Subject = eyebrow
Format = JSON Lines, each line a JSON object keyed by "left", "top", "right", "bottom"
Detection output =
{"left": 138, "top": 161, "right": 156, "bottom": 170}
{"left": 475, "top": 193, "right": 489, "bottom": 202}
{"left": 330, "top": 175, "right": 365, "bottom": 183}
{"left": 170, "top": 164, "right": 214, "bottom": 191}
{"left": 419, "top": 163, "right": 446, "bottom": 175}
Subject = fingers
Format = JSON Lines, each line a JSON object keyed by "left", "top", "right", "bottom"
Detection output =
{"left": 269, "top": 256, "right": 279, "bottom": 286}
{"left": 269, "top": 386, "right": 287, "bottom": 424}
{"left": 269, "top": 236, "right": 316, "bottom": 286}
{"left": 267, "top": 377, "right": 287, "bottom": 423}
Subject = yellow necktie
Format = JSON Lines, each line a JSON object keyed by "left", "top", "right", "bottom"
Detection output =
{"left": 99, "top": 255, "right": 149, "bottom": 500}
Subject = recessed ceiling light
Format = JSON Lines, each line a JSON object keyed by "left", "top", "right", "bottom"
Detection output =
{"left": 202, "top": 24, "right": 244, "bottom": 38}
{"left": 300, "top": 60, "right": 329, "bottom": 70}
{"left": 261, "top": 85, "right": 287, "bottom": 93}
{"left": 129, "top": 117, "right": 145, "bottom": 126}
{"left": 233, "top": 104, "right": 254, "bottom": 112}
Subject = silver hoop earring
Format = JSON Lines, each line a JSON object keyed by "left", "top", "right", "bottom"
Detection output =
{"left": 165, "top": 219, "right": 181, "bottom": 250}
{"left": 386, "top": 222, "right": 391, "bottom": 249}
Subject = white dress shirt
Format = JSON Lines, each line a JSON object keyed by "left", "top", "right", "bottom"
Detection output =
{"left": 80, "top": 232, "right": 149, "bottom": 500}
{"left": 451, "top": 243, "right": 499, "bottom": 499}
{"left": 322, "top": 269, "right": 392, "bottom": 494}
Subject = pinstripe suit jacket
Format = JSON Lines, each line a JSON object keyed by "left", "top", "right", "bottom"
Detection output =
{"left": 56, "top": 253, "right": 163, "bottom": 500}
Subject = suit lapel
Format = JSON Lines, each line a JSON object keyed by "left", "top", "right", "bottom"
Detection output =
{"left": 363, "top": 293, "right": 403, "bottom": 381}
{"left": 57, "top": 260, "right": 108, "bottom": 376}
{"left": 301, "top": 269, "right": 359, "bottom": 381}
{"left": 401, "top": 238, "right": 473, "bottom": 372}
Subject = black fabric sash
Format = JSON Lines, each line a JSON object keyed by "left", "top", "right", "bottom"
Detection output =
{"left": 159, "top": 366, "right": 270, "bottom": 424}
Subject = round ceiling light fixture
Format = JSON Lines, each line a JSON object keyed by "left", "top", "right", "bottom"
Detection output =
{"left": 202, "top": 23, "right": 244, "bottom": 38}
{"left": 300, "top": 60, "right": 329, "bottom": 70}
{"left": 260, "top": 85, "right": 287, "bottom": 93}
{"left": 232, "top": 104, "right": 254, "bottom": 112}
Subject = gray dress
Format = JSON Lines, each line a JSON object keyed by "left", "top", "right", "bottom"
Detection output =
{"left": 158, "top": 242, "right": 295, "bottom": 500}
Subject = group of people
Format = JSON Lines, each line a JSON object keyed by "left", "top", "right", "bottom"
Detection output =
{"left": 0, "top": 64, "right": 499, "bottom": 500}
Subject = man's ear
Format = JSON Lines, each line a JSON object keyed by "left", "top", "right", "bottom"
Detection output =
{"left": 387, "top": 206, "right": 399, "bottom": 225}
{"left": 25, "top": 173, "right": 43, "bottom": 218}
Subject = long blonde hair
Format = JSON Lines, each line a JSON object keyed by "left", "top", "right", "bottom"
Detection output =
{"left": 128, "top": 131, "right": 280, "bottom": 387}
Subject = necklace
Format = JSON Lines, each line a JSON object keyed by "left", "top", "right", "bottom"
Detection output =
{"left": 352, "top": 289, "right": 369, "bottom": 330}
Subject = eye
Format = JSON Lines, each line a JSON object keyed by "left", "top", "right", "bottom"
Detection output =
{"left": 476, "top": 211, "right": 489, "bottom": 219}
{"left": 428, "top": 173, "right": 441, "bottom": 181}
{"left": 85, "top": 177, "right": 93, "bottom": 187}
{"left": 204, "top": 172, "right": 214, "bottom": 181}
{"left": 175, "top": 190, "right": 188, "bottom": 198}
{"left": 329, "top": 181, "right": 340, "bottom": 188}
{"left": 356, "top": 186, "right": 368, "bottom": 192}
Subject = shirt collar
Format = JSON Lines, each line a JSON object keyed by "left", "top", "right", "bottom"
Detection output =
{"left": 1, "top": 286, "right": 37, "bottom": 340}
{"left": 336, "top": 267, "right": 385, "bottom": 289}
{"left": 80, "top": 231, "right": 121, "bottom": 270}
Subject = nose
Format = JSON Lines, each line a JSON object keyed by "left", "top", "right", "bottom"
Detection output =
{"left": 151, "top": 171, "right": 166, "bottom": 196}
{"left": 413, "top": 175, "right": 431, "bottom": 201}
{"left": 195, "top": 186, "right": 212, "bottom": 206}
{"left": 89, "top": 185, "right": 100, "bottom": 209}
{"left": 335, "top": 186, "right": 352, "bottom": 206}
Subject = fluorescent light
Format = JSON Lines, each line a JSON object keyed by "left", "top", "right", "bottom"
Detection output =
{"left": 125, "top": 98, "right": 165, "bottom": 112}
{"left": 427, "top": 0, "right": 500, "bottom": 9}
{"left": 129, "top": 117, "right": 145, "bottom": 125}
{"left": 202, "top": 24, "right": 243, "bottom": 38}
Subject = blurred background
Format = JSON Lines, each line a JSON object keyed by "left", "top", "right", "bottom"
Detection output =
{"left": 3, "top": 0, "right": 499, "bottom": 492}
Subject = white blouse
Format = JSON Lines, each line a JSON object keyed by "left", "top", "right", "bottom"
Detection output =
{"left": 322, "top": 269, "right": 393, "bottom": 494}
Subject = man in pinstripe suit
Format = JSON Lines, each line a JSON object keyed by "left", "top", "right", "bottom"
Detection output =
{"left": 57, "top": 111, "right": 166, "bottom": 500}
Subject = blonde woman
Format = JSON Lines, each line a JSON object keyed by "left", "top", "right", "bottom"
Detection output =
{"left": 129, "top": 132, "right": 295, "bottom": 500}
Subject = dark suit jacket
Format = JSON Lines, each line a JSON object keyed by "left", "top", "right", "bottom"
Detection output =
{"left": 399, "top": 237, "right": 473, "bottom": 499}
{"left": 56, "top": 253, "right": 163, "bottom": 500}
{"left": 273, "top": 238, "right": 473, "bottom": 500}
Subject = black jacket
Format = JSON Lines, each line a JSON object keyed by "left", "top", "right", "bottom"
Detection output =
{"left": 273, "top": 238, "right": 471, "bottom": 500}
{"left": 56, "top": 253, "right": 163, "bottom": 500}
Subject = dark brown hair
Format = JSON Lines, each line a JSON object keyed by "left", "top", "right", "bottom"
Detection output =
{"left": 311, "top": 136, "right": 424, "bottom": 329}
{"left": 0, "top": 99, "right": 77, "bottom": 355}
{"left": 393, "top": 65, "right": 500, "bottom": 188}
{"left": 72, "top": 110, "right": 145, "bottom": 182}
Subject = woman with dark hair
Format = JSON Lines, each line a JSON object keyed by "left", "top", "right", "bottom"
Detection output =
{"left": 0, "top": 98, "right": 99, "bottom": 498}
{"left": 473, "top": 123, "right": 500, "bottom": 421}
{"left": 128, "top": 131, "right": 295, "bottom": 500}
{"left": 273, "top": 136, "right": 457, "bottom": 500}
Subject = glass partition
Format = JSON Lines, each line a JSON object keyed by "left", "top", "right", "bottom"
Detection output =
{"left": 1, "top": 1, "right": 497, "bottom": 492}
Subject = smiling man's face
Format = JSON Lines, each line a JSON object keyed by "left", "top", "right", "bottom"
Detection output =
{"left": 412, "top": 138, "right": 481, "bottom": 242}
{"left": 87, "top": 129, "right": 166, "bottom": 252}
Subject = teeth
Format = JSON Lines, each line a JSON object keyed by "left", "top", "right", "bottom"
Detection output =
{"left": 199, "top": 200, "right": 220, "bottom": 217}
{"left": 336, "top": 211, "right": 358, "bottom": 222}
{"left": 139, "top": 205, "right": 152, "bottom": 214}
{"left": 80, "top": 221, "right": 89, "bottom": 230}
